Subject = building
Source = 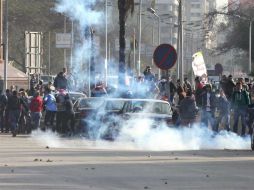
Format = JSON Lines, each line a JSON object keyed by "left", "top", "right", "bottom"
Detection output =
{"left": 181, "top": 0, "right": 217, "bottom": 77}
{"left": 228, "top": 0, "right": 254, "bottom": 11}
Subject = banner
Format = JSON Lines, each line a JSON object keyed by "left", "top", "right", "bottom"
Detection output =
{"left": 192, "top": 51, "right": 207, "bottom": 78}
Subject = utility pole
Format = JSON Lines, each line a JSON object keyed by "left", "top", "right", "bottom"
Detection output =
{"left": 180, "top": 0, "right": 184, "bottom": 82}
{"left": 105, "top": 0, "right": 108, "bottom": 86}
{"left": 176, "top": 0, "right": 181, "bottom": 80}
{"left": 4, "top": 0, "right": 8, "bottom": 91}
{"left": 249, "top": 20, "right": 252, "bottom": 74}
{"left": 48, "top": 31, "right": 51, "bottom": 75}
{"left": 64, "top": 16, "right": 67, "bottom": 68}
{"left": 138, "top": 0, "right": 142, "bottom": 76}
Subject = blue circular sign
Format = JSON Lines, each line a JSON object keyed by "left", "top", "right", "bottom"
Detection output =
{"left": 153, "top": 44, "right": 177, "bottom": 70}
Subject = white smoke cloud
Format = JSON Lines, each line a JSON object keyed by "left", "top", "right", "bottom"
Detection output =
{"left": 55, "top": 0, "right": 104, "bottom": 90}
{"left": 30, "top": 123, "right": 250, "bottom": 151}
{"left": 43, "top": 0, "right": 252, "bottom": 152}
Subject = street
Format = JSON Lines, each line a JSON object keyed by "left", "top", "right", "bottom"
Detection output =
{"left": 0, "top": 133, "right": 254, "bottom": 190}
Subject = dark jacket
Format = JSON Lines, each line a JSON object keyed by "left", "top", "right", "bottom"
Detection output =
{"left": 179, "top": 96, "right": 198, "bottom": 120}
{"left": 216, "top": 96, "right": 230, "bottom": 114}
{"left": 64, "top": 99, "right": 74, "bottom": 115}
{"left": 7, "top": 95, "right": 23, "bottom": 111}
{"left": 54, "top": 74, "right": 68, "bottom": 89}
{"left": 231, "top": 90, "right": 250, "bottom": 109}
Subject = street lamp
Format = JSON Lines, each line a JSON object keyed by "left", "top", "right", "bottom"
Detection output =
{"left": 249, "top": 20, "right": 252, "bottom": 74}
{"left": 138, "top": 0, "right": 142, "bottom": 76}
{"left": 4, "top": 0, "right": 8, "bottom": 91}
{"left": 147, "top": 7, "right": 161, "bottom": 79}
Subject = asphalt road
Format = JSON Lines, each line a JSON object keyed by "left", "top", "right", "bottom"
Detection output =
{"left": 0, "top": 134, "right": 254, "bottom": 190}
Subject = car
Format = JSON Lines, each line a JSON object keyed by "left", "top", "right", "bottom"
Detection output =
{"left": 93, "top": 98, "right": 174, "bottom": 140}
{"left": 55, "top": 90, "right": 87, "bottom": 104}
{"left": 40, "top": 75, "right": 55, "bottom": 85}
{"left": 73, "top": 97, "right": 104, "bottom": 134}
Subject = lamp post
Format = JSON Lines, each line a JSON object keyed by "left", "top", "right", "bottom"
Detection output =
{"left": 249, "top": 20, "right": 252, "bottom": 74}
{"left": 138, "top": 0, "right": 142, "bottom": 76}
{"left": 147, "top": 7, "right": 161, "bottom": 79}
{"left": 105, "top": 0, "right": 108, "bottom": 87}
{"left": 4, "top": 0, "right": 8, "bottom": 91}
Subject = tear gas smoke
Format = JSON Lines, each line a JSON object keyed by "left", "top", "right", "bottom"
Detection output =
{"left": 31, "top": 121, "right": 250, "bottom": 151}
{"left": 55, "top": 0, "right": 103, "bottom": 90}
{"left": 40, "top": 0, "right": 252, "bottom": 151}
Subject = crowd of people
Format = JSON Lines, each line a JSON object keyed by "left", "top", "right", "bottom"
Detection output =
{"left": 0, "top": 68, "right": 75, "bottom": 137}
{"left": 134, "top": 66, "right": 254, "bottom": 137}
{"left": 0, "top": 65, "right": 254, "bottom": 138}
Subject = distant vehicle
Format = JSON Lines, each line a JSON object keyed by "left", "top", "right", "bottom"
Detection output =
{"left": 40, "top": 75, "right": 55, "bottom": 85}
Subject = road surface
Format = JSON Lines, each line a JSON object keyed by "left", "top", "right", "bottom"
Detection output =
{"left": 0, "top": 134, "right": 254, "bottom": 190}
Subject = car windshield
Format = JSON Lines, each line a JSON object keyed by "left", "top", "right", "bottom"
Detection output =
{"left": 104, "top": 100, "right": 125, "bottom": 111}
{"left": 69, "top": 93, "right": 86, "bottom": 102}
{"left": 130, "top": 101, "right": 171, "bottom": 115}
{"left": 41, "top": 76, "right": 52, "bottom": 81}
{"left": 79, "top": 98, "right": 103, "bottom": 109}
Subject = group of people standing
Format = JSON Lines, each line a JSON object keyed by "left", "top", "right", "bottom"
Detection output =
{"left": 158, "top": 73, "right": 253, "bottom": 136}
{"left": 0, "top": 68, "right": 75, "bottom": 137}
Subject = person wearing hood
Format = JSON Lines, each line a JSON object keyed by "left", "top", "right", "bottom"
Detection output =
{"left": 179, "top": 90, "right": 198, "bottom": 127}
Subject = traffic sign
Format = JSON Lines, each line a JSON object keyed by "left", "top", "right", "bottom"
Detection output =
{"left": 153, "top": 44, "right": 177, "bottom": 70}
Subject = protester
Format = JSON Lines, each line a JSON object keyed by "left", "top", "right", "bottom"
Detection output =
{"left": 200, "top": 84, "right": 216, "bottom": 131}
{"left": 194, "top": 76, "right": 204, "bottom": 107}
{"left": 143, "top": 66, "right": 155, "bottom": 82}
{"left": 54, "top": 71, "right": 68, "bottom": 90}
{"left": 224, "top": 75, "right": 236, "bottom": 100}
{"left": 63, "top": 94, "right": 75, "bottom": 135}
{"left": 176, "top": 79, "right": 185, "bottom": 105}
{"left": 43, "top": 88, "right": 57, "bottom": 129}
{"left": 215, "top": 89, "right": 230, "bottom": 132}
{"left": 91, "top": 81, "right": 107, "bottom": 97}
{"left": 7, "top": 90, "right": 23, "bottom": 137}
{"left": 183, "top": 77, "right": 192, "bottom": 93}
{"left": 29, "top": 91, "right": 43, "bottom": 130}
{"left": 55, "top": 89, "right": 66, "bottom": 133}
{"left": 19, "top": 91, "right": 29, "bottom": 133}
{"left": 231, "top": 81, "right": 250, "bottom": 136}
{"left": 0, "top": 90, "right": 7, "bottom": 133}
{"left": 179, "top": 90, "right": 198, "bottom": 127}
